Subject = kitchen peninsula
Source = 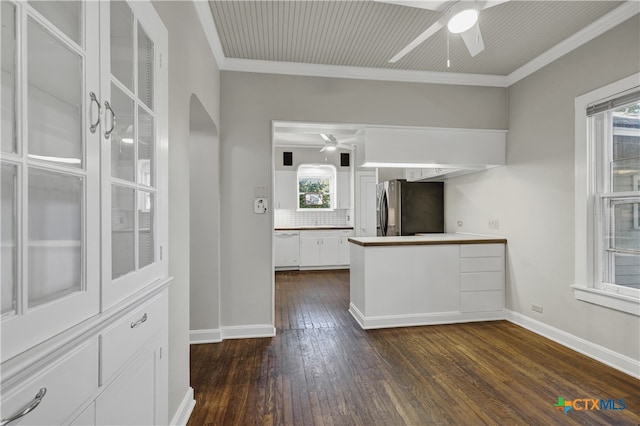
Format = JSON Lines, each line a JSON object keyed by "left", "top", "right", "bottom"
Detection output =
{"left": 348, "top": 234, "right": 507, "bottom": 329}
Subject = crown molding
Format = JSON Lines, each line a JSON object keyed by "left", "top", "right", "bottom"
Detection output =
{"left": 506, "top": 1, "right": 640, "bottom": 86}
{"left": 193, "top": 0, "right": 225, "bottom": 66}
{"left": 221, "top": 58, "right": 510, "bottom": 87}
{"left": 194, "top": 0, "right": 639, "bottom": 89}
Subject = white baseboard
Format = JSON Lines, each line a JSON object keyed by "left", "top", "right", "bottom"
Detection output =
{"left": 189, "top": 328, "right": 222, "bottom": 344}
{"left": 170, "top": 386, "right": 196, "bottom": 426}
{"left": 505, "top": 309, "right": 640, "bottom": 379}
{"left": 222, "top": 324, "right": 276, "bottom": 340}
{"left": 349, "top": 303, "right": 505, "bottom": 329}
{"left": 189, "top": 324, "right": 276, "bottom": 344}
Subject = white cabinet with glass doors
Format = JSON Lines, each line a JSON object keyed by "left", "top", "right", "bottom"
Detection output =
{"left": 0, "top": 1, "right": 168, "bottom": 424}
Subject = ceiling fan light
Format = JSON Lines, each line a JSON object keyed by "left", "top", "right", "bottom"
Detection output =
{"left": 325, "top": 145, "right": 337, "bottom": 152}
{"left": 447, "top": 9, "right": 478, "bottom": 34}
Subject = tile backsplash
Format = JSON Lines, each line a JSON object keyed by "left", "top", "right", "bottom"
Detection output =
{"left": 275, "top": 209, "right": 351, "bottom": 227}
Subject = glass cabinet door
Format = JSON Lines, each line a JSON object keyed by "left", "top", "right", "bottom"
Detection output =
{"left": 1, "top": 1, "right": 100, "bottom": 360}
{"left": 101, "top": 0, "right": 166, "bottom": 309}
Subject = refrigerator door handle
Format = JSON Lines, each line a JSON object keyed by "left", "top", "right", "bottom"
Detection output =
{"left": 379, "top": 191, "right": 388, "bottom": 236}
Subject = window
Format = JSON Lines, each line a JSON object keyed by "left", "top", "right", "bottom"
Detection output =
{"left": 297, "top": 165, "right": 336, "bottom": 210}
{"left": 574, "top": 74, "right": 640, "bottom": 315}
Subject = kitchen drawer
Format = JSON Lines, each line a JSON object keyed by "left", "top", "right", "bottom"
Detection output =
{"left": 460, "top": 244, "right": 504, "bottom": 258}
{"left": 460, "top": 257, "right": 504, "bottom": 273}
{"left": 460, "top": 271, "right": 504, "bottom": 291}
{"left": 460, "top": 291, "right": 503, "bottom": 313}
{"left": 1, "top": 339, "right": 98, "bottom": 425}
{"left": 100, "top": 291, "right": 167, "bottom": 385}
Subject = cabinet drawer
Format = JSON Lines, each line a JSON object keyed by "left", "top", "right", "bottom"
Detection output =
{"left": 460, "top": 244, "right": 504, "bottom": 258}
{"left": 460, "top": 271, "right": 504, "bottom": 291}
{"left": 1, "top": 339, "right": 98, "bottom": 425}
{"left": 460, "top": 291, "right": 503, "bottom": 313}
{"left": 460, "top": 257, "right": 504, "bottom": 272}
{"left": 100, "top": 292, "right": 167, "bottom": 385}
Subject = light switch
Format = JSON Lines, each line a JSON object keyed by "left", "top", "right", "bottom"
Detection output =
{"left": 254, "top": 185, "right": 268, "bottom": 198}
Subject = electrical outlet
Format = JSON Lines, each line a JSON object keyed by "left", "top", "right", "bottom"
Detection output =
{"left": 488, "top": 219, "right": 499, "bottom": 229}
{"left": 457, "top": 220, "right": 463, "bottom": 227}
{"left": 531, "top": 303, "right": 543, "bottom": 313}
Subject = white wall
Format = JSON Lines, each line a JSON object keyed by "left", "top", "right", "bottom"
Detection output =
{"left": 220, "top": 74, "right": 507, "bottom": 328}
{"left": 152, "top": 1, "right": 220, "bottom": 419}
{"left": 446, "top": 16, "right": 640, "bottom": 360}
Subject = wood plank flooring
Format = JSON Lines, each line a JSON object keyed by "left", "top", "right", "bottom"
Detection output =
{"left": 188, "top": 270, "right": 640, "bottom": 425}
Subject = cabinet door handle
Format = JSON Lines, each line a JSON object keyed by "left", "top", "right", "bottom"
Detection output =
{"left": 1, "top": 388, "right": 47, "bottom": 426}
{"left": 89, "top": 92, "right": 101, "bottom": 133}
{"left": 104, "top": 101, "right": 116, "bottom": 139}
{"left": 130, "top": 313, "right": 148, "bottom": 328}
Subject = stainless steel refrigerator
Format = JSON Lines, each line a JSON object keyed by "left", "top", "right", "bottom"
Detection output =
{"left": 376, "top": 180, "right": 444, "bottom": 236}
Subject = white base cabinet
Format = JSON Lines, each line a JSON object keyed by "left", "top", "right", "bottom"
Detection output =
{"left": 96, "top": 335, "right": 164, "bottom": 425}
{"left": 299, "top": 230, "right": 353, "bottom": 269}
{"left": 0, "top": 285, "right": 169, "bottom": 426}
{"left": 349, "top": 240, "right": 505, "bottom": 329}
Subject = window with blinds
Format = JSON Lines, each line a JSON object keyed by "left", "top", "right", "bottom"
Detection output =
{"left": 587, "top": 90, "right": 640, "bottom": 297}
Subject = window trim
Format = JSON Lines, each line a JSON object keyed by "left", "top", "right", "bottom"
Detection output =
{"left": 573, "top": 73, "right": 640, "bottom": 316}
{"left": 296, "top": 164, "right": 336, "bottom": 211}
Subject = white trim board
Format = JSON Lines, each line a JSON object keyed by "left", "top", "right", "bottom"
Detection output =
{"left": 170, "top": 387, "right": 196, "bottom": 426}
{"left": 189, "top": 324, "right": 276, "bottom": 344}
{"left": 505, "top": 310, "right": 640, "bottom": 379}
{"left": 349, "top": 303, "right": 505, "bottom": 330}
{"left": 190, "top": 328, "right": 222, "bottom": 344}
{"left": 193, "top": 1, "right": 639, "bottom": 88}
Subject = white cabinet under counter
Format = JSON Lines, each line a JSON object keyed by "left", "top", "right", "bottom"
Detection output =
{"left": 275, "top": 228, "right": 354, "bottom": 270}
{"left": 300, "top": 230, "right": 353, "bottom": 269}
{"left": 348, "top": 234, "right": 507, "bottom": 329}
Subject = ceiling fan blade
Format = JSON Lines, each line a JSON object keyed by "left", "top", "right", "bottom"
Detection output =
{"left": 374, "top": 0, "right": 448, "bottom": 11}
{"left": 460, "top": 25, "right": 485, "bottom": 57}
{"left": 319, "top": 146, "right": 327, "bottom": 152}
{"left": 389, "top": 21, "right": 444, "bottom": 63}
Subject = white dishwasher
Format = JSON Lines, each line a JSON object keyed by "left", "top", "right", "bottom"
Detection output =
{"left": 274, "top": 231, "right": 300, "bottom": 270}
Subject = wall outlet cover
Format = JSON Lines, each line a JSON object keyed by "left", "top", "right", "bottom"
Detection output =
{"left": 254, "top": 198, "right": 268, "bottom": 214}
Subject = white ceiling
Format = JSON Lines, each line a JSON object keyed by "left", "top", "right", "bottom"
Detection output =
{"left": 196, "top": 1, "right": 638, "bottom": 145}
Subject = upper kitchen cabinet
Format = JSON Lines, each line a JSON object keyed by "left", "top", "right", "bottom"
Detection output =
{"left": 336, "top": 171, "right": 351, "bottom": 209}
{"left": 357, "top": 126, "right": 507, "bottom": 180}
{"left": 0, "top": 0, "right": 168, "bottom": 361}
{"left": 274, "top": 171, "right": 298, "bottom": 210}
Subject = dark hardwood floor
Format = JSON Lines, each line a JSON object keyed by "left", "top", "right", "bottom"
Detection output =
{"left": 188, "top": 270, "right": 640, "bottom": 425}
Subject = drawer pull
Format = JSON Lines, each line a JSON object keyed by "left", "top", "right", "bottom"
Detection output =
{"left": 130, "top": 313, "right": 148, "bottom": 328}
{"left": 1, "top": 388, "right": 47, "bottom": 426}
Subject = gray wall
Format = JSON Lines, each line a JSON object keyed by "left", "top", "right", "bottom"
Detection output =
{"left": 189, "top": 96, "right": 220, "bottom": 333}
{"left": 153, "top": 1, "right": 221, "bottom": 418}
{"left": 220, "top": 74, "right": 507, "bottom": 328}
{"left": 446, "top": 15, "right": 640, "bottom": 359}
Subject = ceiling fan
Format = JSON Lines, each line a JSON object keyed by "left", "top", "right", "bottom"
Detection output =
{"left": 378, "top": 0, "right": 510, "bottom": 63}
{"left": 319, "top": 134, "right": 356, "bottom": 152}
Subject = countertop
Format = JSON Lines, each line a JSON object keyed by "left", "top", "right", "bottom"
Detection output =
{"left": 275, "top": 227, "right": 354, "bottom": 231}
{"left": 348, "top": 233, "right": 507, "bottom": 247}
